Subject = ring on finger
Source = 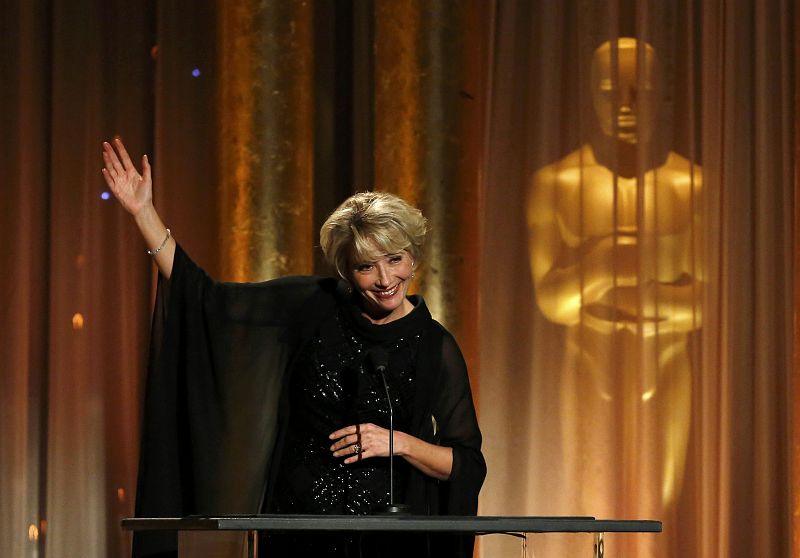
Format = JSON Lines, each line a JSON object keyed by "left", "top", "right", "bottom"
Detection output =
{"left": 352, "top": 443, "right": 362, "bottom": 455}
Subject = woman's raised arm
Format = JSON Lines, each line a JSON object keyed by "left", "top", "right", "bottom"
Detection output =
{"left": 102, "top": 138, "right": 175, "bottom": 278}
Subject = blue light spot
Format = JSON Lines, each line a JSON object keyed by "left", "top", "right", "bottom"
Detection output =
{"left": 101, "top": 191, "right": 111, "bottom": 200}
{"left": 191, "top": 68, "right": 201, "bottom": 78}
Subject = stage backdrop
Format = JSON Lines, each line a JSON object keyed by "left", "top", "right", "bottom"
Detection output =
{"left": 0, "top": 1, "right": 795, "bottom": 558}
{"left": 479, "top": 1, "right": 795, "bottom": 557}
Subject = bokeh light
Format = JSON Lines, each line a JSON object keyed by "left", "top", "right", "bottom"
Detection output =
{"left": 72, "top": 313, "right": 84, "bottom": 330}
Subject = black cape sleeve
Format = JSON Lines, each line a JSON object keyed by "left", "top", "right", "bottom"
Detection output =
{"left": 405, "top": 323, "right": 486, "bottom": 558}
{"left": 132, "top": 245, "right": 332, "bottom": 558}
{"left": 434, "top": 332, "right": 486, "bottom": 514}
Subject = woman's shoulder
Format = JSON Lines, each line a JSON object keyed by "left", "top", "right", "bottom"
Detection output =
{"left": 424, "top": 320, "right": 469, "bottom": 380}
{"left": 426, "top": 318, "right": 457, "bottom": 346}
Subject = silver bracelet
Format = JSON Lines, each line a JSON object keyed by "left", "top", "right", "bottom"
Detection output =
{"left": 147, "top": 228, "right": 171, "bottom": 256}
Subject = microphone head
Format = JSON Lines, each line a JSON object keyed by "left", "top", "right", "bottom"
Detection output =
{"left": 367, "top": 346, "right": 389, "bottom": 374}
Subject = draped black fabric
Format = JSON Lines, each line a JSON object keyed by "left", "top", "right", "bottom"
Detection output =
{"left": 133, "top": 245, "right": 485, "bottom": 558}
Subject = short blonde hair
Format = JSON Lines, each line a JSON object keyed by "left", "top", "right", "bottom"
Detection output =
{"left": 320, "top": 191, "right": 428, "bottom": 279}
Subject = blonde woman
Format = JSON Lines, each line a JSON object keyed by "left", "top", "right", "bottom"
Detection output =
{"left": 102, "top": 139, "right": 484, "bottom": 558}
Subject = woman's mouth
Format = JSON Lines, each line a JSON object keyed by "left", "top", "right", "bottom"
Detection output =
{"left": 373, "top": 284, "right": 400, "bottom": 299}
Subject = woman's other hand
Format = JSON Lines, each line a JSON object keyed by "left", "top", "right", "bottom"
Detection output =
{"left": 329, "top": 422, "right": 452, "bottom": 480}
{"left": 102, "top": 138, "right": 152, "bottom": 217}
{"left": 329, "top": 423, "right": 391, "bottom": 464}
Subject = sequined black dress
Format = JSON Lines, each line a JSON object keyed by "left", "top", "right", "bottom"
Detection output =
{"left": 273, "top": 301, "right": 425, "bottom": 515}
{"left": 266, "top": 300, "right": 428, "bottom": 555}
{"left": 132, "top": 245, "right": 485, "bottom": 558}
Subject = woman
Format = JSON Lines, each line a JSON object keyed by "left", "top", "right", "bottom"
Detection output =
{"left": 102, "top": 138, "right": 485, "bottom": 557}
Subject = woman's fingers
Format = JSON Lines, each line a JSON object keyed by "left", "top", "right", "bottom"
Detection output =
{"left": 103, "top": 139, "right": 141, "bottom": 179}
{"left": 101, "top": 167, "right": 115, "bottom": 189}
{"left": 142, "top": 154, "right": 151, "bottom": 182}
{"left": 329, "top": 434, "right": 354, "bottom": 452}
{"left": 329, "top": 423, "right": 392, "bottom": 463}
{"left": 103, "top": 141, "right": 125, "bottom": 176}
{"left": 114, "top": 137, "right": 136, "bottom": 170}
{"left": 102, "top": 142, "right": 147, "bottom": 186}
{"left": 331, "top": 440, "right": 362, "bottom": 458}
{"left": 330, "top": 426, "right": 362, "bottom": 456}
{"left": 101, "top": 149, "right": 118, "bottom": 180}
{"left": 329, "top": 424, "right": 358, "bottom": 441}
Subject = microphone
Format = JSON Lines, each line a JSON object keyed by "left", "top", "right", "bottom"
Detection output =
{"left": 367, "top": 345, "right": 389, "bottom": 375}
{"left": 367, "top": 346, "right": 410, "bottom": 514}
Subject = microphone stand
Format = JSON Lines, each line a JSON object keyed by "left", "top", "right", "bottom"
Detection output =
{"left": 375, "top": 363, "right": 410, "bottom": 515}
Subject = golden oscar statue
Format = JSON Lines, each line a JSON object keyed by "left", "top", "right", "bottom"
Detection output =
{"left": 527, "top": 37, "right": 702, "bottom": 541}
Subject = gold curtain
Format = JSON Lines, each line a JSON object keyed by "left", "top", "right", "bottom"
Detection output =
{"left": 217, "top": 0, "right": 315, "bottom": 281}
{"left": 1, "top": 1, "right": 157, "bottom": 556}
{"left": 480, "top": 1, "right": 794, "bottom": 557}
{"left": 373, "top": 0, "right": 490, "bottom": 383}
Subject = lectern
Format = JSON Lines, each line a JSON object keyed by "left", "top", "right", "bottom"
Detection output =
{"left": 122, "top": 514, "right": 661, "bottom": 557}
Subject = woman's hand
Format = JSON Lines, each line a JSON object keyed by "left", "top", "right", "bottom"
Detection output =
{"left": 329, "top": 423, "right": 391, "bottom": 465}
{"left": 101, "top": 137, "right": 175, "bottom": 278}
{"left": 329, "top": 423, "right": 453, "bottom": 480}
{"left": 102, "top": 138, "right": 153, "bottom": 217}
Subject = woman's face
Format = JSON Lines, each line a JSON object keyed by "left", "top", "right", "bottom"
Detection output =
{"left": 348, "top": 249, "right": 415, "bottom": 322}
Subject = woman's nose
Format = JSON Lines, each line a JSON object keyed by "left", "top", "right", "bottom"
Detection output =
{"left": 376, "top": 263, "right": 390, "bottom": 286}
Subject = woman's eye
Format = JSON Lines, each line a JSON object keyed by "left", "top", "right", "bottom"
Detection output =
{"left": 389, "top": 255, "right": 403, "bottom": 264}
{"left": 356, "top": 264, "right": 373, "bottom": 272}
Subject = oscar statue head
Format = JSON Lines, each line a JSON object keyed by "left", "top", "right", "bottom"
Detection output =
{"left": 591, "top": 37, "right": 660, "bottom": 146}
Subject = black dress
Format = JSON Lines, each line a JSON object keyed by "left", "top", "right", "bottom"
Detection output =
{"left": 266, "top": 299, "right": 427, "bottom": 555}
{"left": 132, "top": 245, "right": 485, "bottom": 558}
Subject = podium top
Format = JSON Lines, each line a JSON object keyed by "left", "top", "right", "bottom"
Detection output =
{"left": 121, "top": 515, "right": 662, "bottom": 534}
